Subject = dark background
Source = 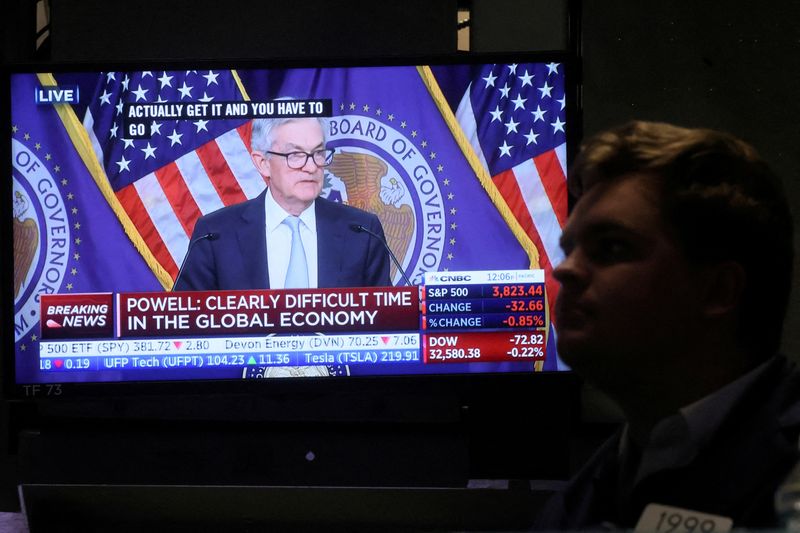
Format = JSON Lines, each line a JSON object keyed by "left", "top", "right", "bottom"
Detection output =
{"left": 1, "top": 0, "right": 799, "bottom": 525}
{"left": 580, "top": 1, "right": 800, "bottom": 361}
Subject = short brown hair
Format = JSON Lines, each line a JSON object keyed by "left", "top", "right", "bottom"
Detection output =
{"left": 570, "top": 121, "right": 793, "bottom": 359}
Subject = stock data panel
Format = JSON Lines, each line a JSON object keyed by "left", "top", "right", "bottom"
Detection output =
{"left": 421, "top": 270, "right": 547, "bottom": 367}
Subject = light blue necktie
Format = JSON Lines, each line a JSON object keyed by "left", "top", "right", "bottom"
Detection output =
{"left": 283, "top": 216, "right": 309, "bottom": 288}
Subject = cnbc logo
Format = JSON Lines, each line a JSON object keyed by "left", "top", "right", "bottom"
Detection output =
{"left": 425, "top": 273, "right": 472, "bottom": 284}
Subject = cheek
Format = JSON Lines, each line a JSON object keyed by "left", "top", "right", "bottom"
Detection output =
{"left": 601, "top": 269, "right": 694, "bottom": 329}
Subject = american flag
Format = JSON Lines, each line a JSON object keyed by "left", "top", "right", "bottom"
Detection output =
{"left": 455, "top": 62, "right": 567, "bottom": 328}
{"left": 83, "top": 70, "right": 263, "bottom": 285}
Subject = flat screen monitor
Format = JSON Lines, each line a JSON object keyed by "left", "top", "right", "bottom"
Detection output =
{"left": 4, "top": 55, "right": 575, "bottom": 396}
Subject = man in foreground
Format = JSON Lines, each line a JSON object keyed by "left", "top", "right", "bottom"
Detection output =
{"left": 537, "top": 121, "right": 800, "bottom": 528}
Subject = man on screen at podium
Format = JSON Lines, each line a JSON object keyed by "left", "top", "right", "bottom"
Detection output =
{"left": 173, "top": 111, "right": 391, "bottom": 292}
{"left": 535, "top": 121, "right": 800, "bottom": 529}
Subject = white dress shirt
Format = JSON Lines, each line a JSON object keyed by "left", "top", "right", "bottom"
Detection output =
{"left": 264, "top": 187, "right": 319, "bottom": 289}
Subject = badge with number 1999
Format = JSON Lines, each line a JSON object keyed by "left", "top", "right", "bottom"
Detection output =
{"left": 634, "top": 503, "right": 733, "bottom": 533}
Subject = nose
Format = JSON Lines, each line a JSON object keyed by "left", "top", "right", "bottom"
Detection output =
{"left": 553, "top": 249, "right": 588, "bottom": 290}
{"left": 301, "top": 154, "right": 320, "bottom": 173}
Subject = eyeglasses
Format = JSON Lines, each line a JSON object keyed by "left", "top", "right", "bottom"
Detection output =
{"left": 265, "top": 149, "right": 335, "bottom": 169}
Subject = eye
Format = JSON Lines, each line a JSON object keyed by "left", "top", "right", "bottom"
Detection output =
{"left": 587, "top": 237, "right": 634, "bottom": 264}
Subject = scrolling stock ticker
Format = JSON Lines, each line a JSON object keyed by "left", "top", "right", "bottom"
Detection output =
{"left": 35, "top": 270, "right": 548, "bottom": 381}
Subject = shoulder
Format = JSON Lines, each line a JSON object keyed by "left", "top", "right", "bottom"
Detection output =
{"left": 533, "top": 430, "right": 622, "bottom": 530}
{"left": 750, "top": 355, "right": 800, "bottom": 404}
{"left": 316, "top": 196, "right": 378, "bottom": 221}
{"left": 766, "top": 355, "right": 800, "bottom": 425}
{"left": 199, "top": 191, "right": 265, "bottom": 226}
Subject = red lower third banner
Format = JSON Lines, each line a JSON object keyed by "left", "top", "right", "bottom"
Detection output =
{"left": 40, "top": 287, "right": 420, "bottom": 340}
{"left": 116, "top": 286, "right": 421, "bottom": 337}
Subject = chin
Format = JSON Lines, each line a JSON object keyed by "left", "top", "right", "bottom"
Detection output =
{"left": 555, "top": 329, "right": 602, "bottom": 367}
{"left": 298, "top": 185, "right": 322, "bottom": 199}
{"left": 554, "top": 337, "right": 582, "bottom": 365}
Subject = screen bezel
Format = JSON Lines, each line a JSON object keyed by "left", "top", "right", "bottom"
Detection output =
{"left": 1, "top": 51, "right": 582, "bottom": 402}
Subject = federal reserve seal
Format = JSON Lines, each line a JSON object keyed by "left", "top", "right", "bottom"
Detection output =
{"left": 324, "top": 109, "right": 454, "bottom": 284}
{"left": 12, "top": 136, "right": 74, "bottom": 345}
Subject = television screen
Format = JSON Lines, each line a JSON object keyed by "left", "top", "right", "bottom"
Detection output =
{"left": 7, "top": 57, "right": 573, "bottom": 393}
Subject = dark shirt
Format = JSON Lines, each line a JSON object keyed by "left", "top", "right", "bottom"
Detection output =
{"left": 534, "top": 355, "right": 800, "bottom": 530}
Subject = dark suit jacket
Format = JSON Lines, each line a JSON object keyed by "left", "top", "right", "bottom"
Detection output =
{"left": 173, "top": 190, "right": 391, "bottom": 290}
{"left": 534, "top": 355, "right": 800, "bottom": 530}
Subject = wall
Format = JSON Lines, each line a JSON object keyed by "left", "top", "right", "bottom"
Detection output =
{"left": 46, "top": 0, "right": 456, "bottom": 60}
{"left": 580, "top": 1, "right": 800, "bottom": 357}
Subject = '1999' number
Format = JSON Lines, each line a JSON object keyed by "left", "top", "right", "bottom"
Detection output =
{"left": 656, "top": 512, "right": 717, "bottom": 533}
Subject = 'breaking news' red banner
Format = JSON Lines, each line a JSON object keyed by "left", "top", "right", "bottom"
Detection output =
{"left": 40, "top": 293, "right": 114, "bottom": 340}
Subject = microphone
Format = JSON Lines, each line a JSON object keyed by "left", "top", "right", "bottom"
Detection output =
{"left": 172, "top": 232, "right": 218, "bottom": 291}
{"left": 350, "top": 224, "right": 414, "bottom": 286}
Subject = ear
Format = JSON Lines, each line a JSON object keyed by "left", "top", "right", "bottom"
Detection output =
{"left": 701, "top": 261, "right": 746, "bottom": 318}
{"left": 250, "top": 151, "right": 270, "bottom": 183}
